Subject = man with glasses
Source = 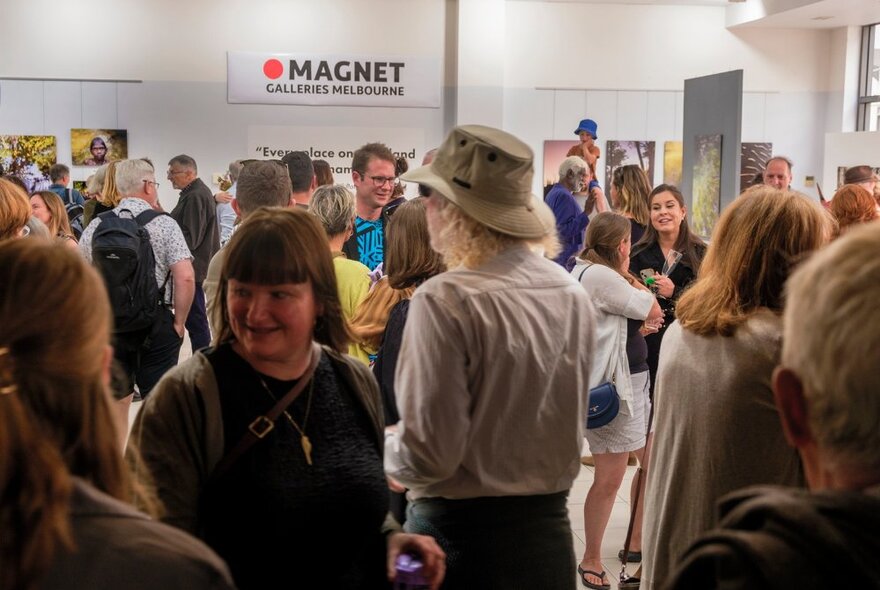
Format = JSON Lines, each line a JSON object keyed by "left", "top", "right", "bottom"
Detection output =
{"left": 79, "top": 159, "right": 195, "bottom": 408}
{"left": 343, "top": 142, "right": 397, "bottom": 271}
{"left": 167, "top": 154, "right": 220, "bottom": 353}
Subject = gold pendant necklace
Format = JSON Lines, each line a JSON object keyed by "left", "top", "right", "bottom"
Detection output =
{"left": 257, "top": 374, "right": 316, "bottom": 466}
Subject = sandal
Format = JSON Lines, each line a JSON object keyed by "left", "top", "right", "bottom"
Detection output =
{"left": 577, "top": 565, "right": 611, "bottom": 590}
{"left": 618, "top": 549, "right": 642, "bottom": 563}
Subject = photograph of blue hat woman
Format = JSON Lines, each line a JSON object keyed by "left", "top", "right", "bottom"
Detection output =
{"left": 567, "top": 118, "right": 600, "bottom": 184}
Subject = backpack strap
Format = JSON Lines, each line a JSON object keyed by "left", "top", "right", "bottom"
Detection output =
{"left": 134, "top": 209, "right": 172, "bottom": 298}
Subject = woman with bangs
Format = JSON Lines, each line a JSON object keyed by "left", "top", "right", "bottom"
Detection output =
{"left": 641, "top": 186, "right": 832, "bottom": 590}
{"left": 129, "top": 207, "right": 445, "bottom": 590}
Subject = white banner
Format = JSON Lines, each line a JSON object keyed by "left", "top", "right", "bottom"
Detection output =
{"left": 228, "top": 51, "right": 441, "bottom": 108}
{"left": 247, "top": 125, "right": 426, "bottom": 195}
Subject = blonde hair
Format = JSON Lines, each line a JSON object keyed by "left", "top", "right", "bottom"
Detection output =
{"left": 431, "top": 195, "right": 559, "bottom": 269}
{"left": 676, "top": 186, "right": 831, "bottom": 336}
{"left": 612, "top": 165, "right": 652, "bottom": 225}
{"left": 782, "top": 221, "right": 880, "bottom": 472}
{"left": 310, "top": 184, "right": 355, "bottom": 237}
{"left": 99, "top": 161, "right": 123, "bottom": 207}
{"left": 0, "top": 240, "right": 157, "bottom": 590}
{"left": 33, "top": 191, "right": 75, "bottom": 240}
{"left": 0, "top": 177, "right": 31, "bottom": 240}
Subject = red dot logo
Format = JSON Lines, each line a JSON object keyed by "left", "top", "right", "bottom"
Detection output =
{"left": 263, "top": 59, "right": 283, "bottom": 80}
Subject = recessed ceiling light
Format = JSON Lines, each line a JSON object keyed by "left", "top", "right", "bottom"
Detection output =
{"left": 811, "top": 16, "right": 834, "bottom": 20}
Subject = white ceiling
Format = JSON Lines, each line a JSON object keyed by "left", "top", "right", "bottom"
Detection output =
{"left": 513, "top": 0, "right": 880, "bottom": 29}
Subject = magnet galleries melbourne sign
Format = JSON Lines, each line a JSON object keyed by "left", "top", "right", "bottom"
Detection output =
{"left": 227, "top": 51, "right": 441, "bottom": 108}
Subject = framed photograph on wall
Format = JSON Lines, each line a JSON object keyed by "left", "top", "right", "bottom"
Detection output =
{"left": 740, "top": 142, "right": 772, "bottom": 190}
{"left": 0, "top": 135, "right": 57, "bottom": 193}
{"left": 605, "top": 141, "right": 655, "bottom": 193}
{"left": 664, "top": 141, "right": 682, "bottom": 186}
{"left": 692, "top": 134, "right": 722, "bottom": 238}
{"left": 71, "top": 129, "right": 128, "bottom": 167}
{"left": 542, "top": 140, "right": 579, "bottom": 196}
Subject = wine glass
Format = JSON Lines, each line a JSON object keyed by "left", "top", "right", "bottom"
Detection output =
{"left": 661, "top": 250, "right": 683, "bottom": 277}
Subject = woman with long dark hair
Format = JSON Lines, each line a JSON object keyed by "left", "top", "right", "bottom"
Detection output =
{"left": 629, "top": 184, "right": 706, "bottom": 395}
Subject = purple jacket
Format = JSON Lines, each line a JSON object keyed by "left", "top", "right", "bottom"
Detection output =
{"left": 545, "top": 183, "right": 589, "bottom": 271}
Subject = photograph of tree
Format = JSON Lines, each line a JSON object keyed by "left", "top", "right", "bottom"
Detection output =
{"left": 71, "top": 128, "right": 128, "bottom": 167}
{"left": 664, "top": 141, "right": 682, "bottom": 186}
{"left": 740, "top": 142, "right": 772, "bottom": 190}
{"left": 542, "top": 140, "right": 580, "bottom": 195}
{"left": 605, "top": 141, "right": 655, "bottom": 192}
{"left": 692, "top": 134, "right": 722, "bottom": 238}
{"left": 0, "top": 135, "right": 57, "bottom": 193}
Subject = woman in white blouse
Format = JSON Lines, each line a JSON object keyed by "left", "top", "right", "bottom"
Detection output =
{"left": 572, "top": 212, "right": 663, "bottom": 590}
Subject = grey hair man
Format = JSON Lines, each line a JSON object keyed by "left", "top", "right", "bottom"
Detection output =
{"left": 204, "top": 160, "right": 293, "bottom": 332}
{"left": 78, "top": 158, "right": 195, "bottom": 409}
{"left": 545, "top": 155, "right": 595, "bottom": 272}
{"left": 763, "top": 156, "right": 793, "bottom": 190}
{"left": 281, "top": 151, "right": 317, "bottom": 208}
{"left": 384, "top": 125, "right": 596, "bottom": 589}
{"left": 48, "top": 163, "right": 85, "bottom": 206}
{"left": 166, "top": 154, "right": 220, "bottom": 353}
{"left": 666, "top": 222, "right": 880, "bottom": 588}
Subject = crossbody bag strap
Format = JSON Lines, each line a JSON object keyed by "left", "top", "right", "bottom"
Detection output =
{"left": 209, "top": 343, "right": 321, "bottom": 482}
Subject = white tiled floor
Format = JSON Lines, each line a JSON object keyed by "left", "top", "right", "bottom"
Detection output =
{"left": 130, "top": 338, "right": 642, "bottom": 589}
{"left": 569, "top": 462, "right": 642, "bottom": 589}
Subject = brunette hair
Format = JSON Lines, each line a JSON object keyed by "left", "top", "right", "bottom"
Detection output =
{"left": 0, "top": 177, "right": 32, "bottom": 240}
{"left": 312, "top": 159, "right": 334, "bottom": 187}
{"left": 830, "top": 184, "right": 878, "bottom": 234}
{"left": 214, "top": 207, "right": 350, "bottom": 352}
{"left": 0, "top": 240, "right": 154, "bottom": 590}
{"left": 33, "top": 191, "right": 74, "bottom": 239}
{"left": 385, "top": 198, "right": 446, "bottom": 289}
{"left": 612, "top": 165, "right": 652, "bottom": 225}
{"left": 632, "top": 184, "right": 706, "bottom": 272}
{"left": 676, "top": 186, "right": 831, "bottom": 336}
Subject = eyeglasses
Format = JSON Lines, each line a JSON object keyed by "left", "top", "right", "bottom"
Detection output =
{"left": 143, "top": 180, "right": 160, "bottom": 189}
{"left": 361, "top": 173, "right": 398, "bottom": 187}
{"left": 166, "top": 169, "right": 186, "bottom": 177}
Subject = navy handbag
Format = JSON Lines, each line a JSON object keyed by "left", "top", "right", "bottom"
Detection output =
{"left": 586, "top": 382, "right": 619, "bottom": 429}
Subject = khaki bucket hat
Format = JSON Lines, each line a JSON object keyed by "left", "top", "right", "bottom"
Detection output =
{"left": 401, "top": 125, "right": 556, "bottom": 239}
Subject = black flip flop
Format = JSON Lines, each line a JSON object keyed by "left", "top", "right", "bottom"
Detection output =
{"left": 618, "top": 549, "right": 642, "bottom": 563}
{"left": 577, "top": 565, "right": 611, "bottom": 590}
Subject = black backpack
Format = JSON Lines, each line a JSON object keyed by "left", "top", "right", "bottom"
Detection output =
{"left": 92, "top": 209, "right": 168, "bottom": 334}
{"left": 62, "top": 189, "right": 85, "bottom": 240}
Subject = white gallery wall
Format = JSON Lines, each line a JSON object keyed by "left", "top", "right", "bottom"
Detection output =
{"left": 0, "top": 0, "right": 450, "bottom": 210}
{"left": 501, "top": 1, "right": 840, "bottom": 198}
{"left": 0, "top": 0, "right": 868, "bottom": 208}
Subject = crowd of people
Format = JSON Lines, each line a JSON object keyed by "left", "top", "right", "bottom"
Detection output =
{"left": 1, "top": 121, "right": 878, "bottom": 590}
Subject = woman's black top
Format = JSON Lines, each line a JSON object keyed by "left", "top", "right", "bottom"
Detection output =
{"left": 203, "top": 343, "right": 390, "bottom": 589}
{"left": 629, "top": 241, "right": 706, "bottom": 393}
